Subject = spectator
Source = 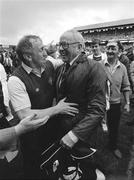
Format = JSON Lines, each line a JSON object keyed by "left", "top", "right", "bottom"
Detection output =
{"left": 102, "top": 40, "right": 130, "bottom": 158}
{"left": 126, "top": 46, "right": 134, "bottom": 63}
{"left": 0, "top": 62, "right": 13, "bottom": 124}
{"left": 85, "top": 41, "right": 92, "bottom": 56}
{"left": 118, "top": 41, "right": 131, "bottom": 85}
{"left": 88, "top": 38, "right": 107, "bottom": 62}
{"left": 45, "top": 42, "right": 63, "bottom": 69}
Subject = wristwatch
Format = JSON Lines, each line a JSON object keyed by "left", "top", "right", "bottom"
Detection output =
{"left": 126, "top": 102, "right": 130, "bottom": 105}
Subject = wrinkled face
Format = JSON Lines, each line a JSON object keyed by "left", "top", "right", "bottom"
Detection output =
{"left": 91, "top": 43, "right": 100, "bottom": 56}
{"left": 58, "top": 36, "right": 80, "bottom": 63}
{"left": 31, "top": 38, "right": 47, "bottom": 68}
{"left": 106, "top": 43, "right": 119, "bottom": 61}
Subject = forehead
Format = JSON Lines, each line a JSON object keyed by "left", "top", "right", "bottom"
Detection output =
{"left": 60, "top": 36, "right": 73, "bottom": 43}
{"left": 60, "top": 31, "right": 82, "bottom": 43}
{"left": 30, "top": 38, "right": 43, "bottom": 48}
{"left": 107, "top": 42, "right": 118, "bottom": 48}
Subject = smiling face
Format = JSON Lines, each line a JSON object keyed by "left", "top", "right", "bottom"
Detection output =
{"left": 30, "top": 38, "right": 47, "bottom": 68}
{"left": 59, "top": 30, "right": 84, "bottom": 63}
{"left": 106, "top": 42, "right": 119, "bottom": 61}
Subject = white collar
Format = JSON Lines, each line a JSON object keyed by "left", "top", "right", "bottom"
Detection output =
{"left": 22, "top": 62, "right": 45, "bottom": 76}
{"left": 22, "top": 62, "right": 32, "bottom": 74}
{"left": 103, "top": 58, "right": 120, "bottom": 67}
{"left": 70, "top": 54, "right": 79, "bottom": 66}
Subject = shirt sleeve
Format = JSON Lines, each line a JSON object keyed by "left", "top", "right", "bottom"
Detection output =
{"left": 0, "top": 64, "right": 9, "bottom": 107}
{"left": 0, "top": 127, "right": 17, "bottom": 151}
{"left": 8, "top": 76, "right": 31, "bottom": 112}
{"left": 68, "top": 131, "right": 79, "bottom": 143}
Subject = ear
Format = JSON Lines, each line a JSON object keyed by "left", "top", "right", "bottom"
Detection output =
{"left": 23, "top": 54, "right": 32, "bottom": 62}
{"left": 78, "top": 44, "right": 82, "bottom": 50}
{"left": 77, "top": 44, "right": 83, "bottom": 53}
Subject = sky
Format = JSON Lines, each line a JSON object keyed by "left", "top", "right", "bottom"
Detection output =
{"left": 0, "top": 0, "right": 134, "bottom": 45}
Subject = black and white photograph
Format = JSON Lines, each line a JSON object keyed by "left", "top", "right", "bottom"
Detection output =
{"left": 0, "top": 0, "right": 134, "bottom": 179}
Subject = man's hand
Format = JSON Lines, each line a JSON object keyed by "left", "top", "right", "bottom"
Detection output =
{"left": 55, "top": 98, "right": 78, "bottom": 116}
{"left": 124, "top": 104, "right": 130, "bottom": 113}
{"left": 15, "top": 114, "right": 49, "bottom": 136}
{"left": 60, "top": 133, "right": 76, "bottom": 149}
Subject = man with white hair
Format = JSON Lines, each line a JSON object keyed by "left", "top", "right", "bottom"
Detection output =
{"left": 55, "top": 30, "right": 108, "bottom": 180}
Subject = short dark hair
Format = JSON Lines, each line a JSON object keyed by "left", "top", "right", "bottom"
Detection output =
{"left": 85, "top": 41, "right": 91, "bottom": 47}
{"left": 117, "top": 40, "right": 124, "bottom": 52}
{"left": 16, "top": 35, "right": 40, "bottom": 63}
{"left": 91, "top": 38, "right": 101, "bottom": 45}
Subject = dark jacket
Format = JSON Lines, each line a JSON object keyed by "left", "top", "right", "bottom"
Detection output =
{"left": 56, "top": 53, "right": 107, "bottom": 148}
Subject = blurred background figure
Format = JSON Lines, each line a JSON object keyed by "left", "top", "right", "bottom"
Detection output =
{"left": 118, "top": 41, "right": 131, "bottom": 87}
{"left": 45, "top": 41, "right": 63, "bottom": 69}
{"left": 88, "top": 38, "right": 107, "bottom": 62}
{"left": 85, "top": 41, "right": 92, "bottom": 56}
{"left": 3, "top": 51, "right": 13, "bottom": 77}
{"left": 126, "top": 46, "right": 134, "bottom": 64}
{"left": 103, "top": 40, "right": 130, "bottom": 159}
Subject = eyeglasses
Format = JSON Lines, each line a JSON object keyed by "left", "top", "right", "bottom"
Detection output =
{"left": 57, "top": 41, "right": 80, "bottom": 50}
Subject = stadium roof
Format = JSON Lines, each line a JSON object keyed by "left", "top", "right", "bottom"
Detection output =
{"left": 74, "top": 18, "right": 134, "bottom": 31}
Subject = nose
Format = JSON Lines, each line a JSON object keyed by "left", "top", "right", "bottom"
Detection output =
{"left": 107, "top": 47, "right": 112, "bottom": 53}
{"left": 43, "top": 49, "right": 47, "bottom": 57}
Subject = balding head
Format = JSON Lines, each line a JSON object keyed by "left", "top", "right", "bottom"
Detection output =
{"left": 59, "top": 30, "right": 85, "bottom": 63}
{"left": 60, "top": 30, "right": 85, "bottom": 46}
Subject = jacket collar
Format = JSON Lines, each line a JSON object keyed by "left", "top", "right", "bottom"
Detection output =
{"left": 103, "top": 58, "right": 121, "bottom": 68}
{"left": 22, "top": 62, "right": 45, "bottom": 77}
{"left": 62, "top": 53, "right": 87, "bottom": 76}
{"left": 70, "top": 53, "right": 87, "bottom": 66}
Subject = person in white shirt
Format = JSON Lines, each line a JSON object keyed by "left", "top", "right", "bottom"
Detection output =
{"left": 88, "top": 38, "right": 107, "bottom": 62}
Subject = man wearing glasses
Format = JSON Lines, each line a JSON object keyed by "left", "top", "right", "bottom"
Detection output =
{"left": 55, "top": 30, "right": 108, "bottom": 180}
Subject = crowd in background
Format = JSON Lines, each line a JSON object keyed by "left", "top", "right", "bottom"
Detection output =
{"left": 0, "top": 34, "right": 134, "bottom": 180}
{"left": 1, "top": 40, "right": 134, "bottom": 76}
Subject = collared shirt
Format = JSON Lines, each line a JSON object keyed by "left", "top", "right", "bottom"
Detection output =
{"left": 88, "top": 52, "right": 107, "bottom": 62}
{"left": 22, "top": 62, "right": 45, "bottom": 77}
{"left": 104, "top": 59, "right": 121, "bottom": 74}
{"left": 8, "top": 62, "right": 51, "bottom": 112}
{"left": 102, "top": 58, "right": 130, "bottom": 104}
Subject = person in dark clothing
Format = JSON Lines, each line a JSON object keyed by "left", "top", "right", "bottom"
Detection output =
{"left": 118, "top": 41, "right": 131, "bottom": 86}
{"left": 126, "top": 46, "right": 134, "bottom": 63}
{"left": 0, "top": 81, "right": 10, "bottom": 129}
{"left": 8, "top": 35, "right": 78, "bottom": 179}
{"left": 0, "top": 80, "right": 50, "bottom": 179}
{"left": 55, "top": 30, "right": 108, "bottom": 180}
